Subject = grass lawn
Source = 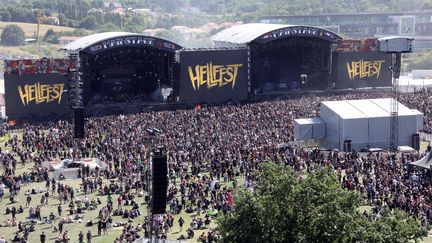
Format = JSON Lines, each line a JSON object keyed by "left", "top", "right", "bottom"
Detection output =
{"left": 0, "top": 22, "right": 75, "bottom": 38}
{"left": 0, "top": 44, "right": 65, "bottom": 60}
{"left": 3, "top": 131, "right": 431, "bottom": 242}
{"left": 0, "top": 176, "right": 221, "bottom": 242}
{"left": 0, "top": 133, "right": 224, "bottom": 242}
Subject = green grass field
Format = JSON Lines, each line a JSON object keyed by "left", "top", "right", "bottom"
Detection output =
{"left": 0, "top": 133, "right": 223, "bottom": 242}
{"left": 0, "top": 164, "right": 223, "bottom": 242}
{"left": 0, "top": 22, "right": 75, "bottom": 38}
{"left": 1, "top": 133, "right": 431, "bottom": 242}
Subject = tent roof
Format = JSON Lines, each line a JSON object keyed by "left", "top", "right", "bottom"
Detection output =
{"left": 60, "top": 32, "right": 182, "bottom": 53}
{"left": 294, "top": 118, "right": 324, "bottom": 125}
{"left": 210, "top": 23, "right": 343, "bottom": 45}
{"left": 411, "top": 152, "right": 432, "bottom": 169}
{"left": 346, "top": 99, "right": 389, "bottom": 118}
{"left": 210, "top": 23, "right": 290, "bottom": 44}
{"left": 321, "top": 98, "right": 422, "bottom": 119}
{"left": 321, "top": 100, "right": 366, "bottom": 119}
{"left": 370, "top": 98, "right": 422, "bottom": 116}
{"left": 61, "top": 32, "right": 137, "bottom": 52}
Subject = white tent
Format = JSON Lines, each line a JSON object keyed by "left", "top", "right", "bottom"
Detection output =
{"left": 294, "top": 118, "right": 325, "bottom": 140}
{"left": 318, "top": 98, "right": 423, "bottom": 151}
{"left": 411, "top": 152, "right": 432, "bottom": 169}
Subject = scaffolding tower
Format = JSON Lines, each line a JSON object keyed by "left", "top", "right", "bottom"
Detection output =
{"left": 378, "top": 37, "right": 413, "bottom": 151}
{"left": 390, "top": 53, "right": 401, "bottom": 150}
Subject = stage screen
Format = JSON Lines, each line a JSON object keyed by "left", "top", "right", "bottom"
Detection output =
{"left": 179, "top": 49, "right": 249, "bottom": 103}
{"left": 333, "top": 52, "right": 392, "bottom": 89}
{"left": 4, "top": 73, "right": 69, "bottom": 121}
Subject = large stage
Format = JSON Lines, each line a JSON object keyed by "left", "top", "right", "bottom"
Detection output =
{"left": 3, "top": 25, "right": 398, "bottom": 122}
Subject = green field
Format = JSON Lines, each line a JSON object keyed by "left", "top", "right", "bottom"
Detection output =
{"left": 0, "top": 166, "right": 223, "bottom": 242}
{"left": 1, "top": 132, "right": 432, "bottom": 242}
{"left": 0, "top": 176, "right": 220, "bottom": 242}
{"left": 0, "top": 133, "right": 222, "bottom": 243}
{"left": 0, "top": 22, "right": 75, "bottom": 38}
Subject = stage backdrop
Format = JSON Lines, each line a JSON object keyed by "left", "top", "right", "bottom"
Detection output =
{"left": 4, "top": 73, "right": 69, "bottom": 121}
{"left": 179, "top": 49, "right": 249, "bottom": 103}
{"left": 332, "top": 52, "right": 392, "bottom": 89}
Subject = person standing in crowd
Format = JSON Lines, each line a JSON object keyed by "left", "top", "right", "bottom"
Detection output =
{"left": 58, "top": 220, "right": 64, "bottom": 234}
{"left": 40, "top": 232, "right": 46, "bottom": 243}
{"left": 26, "top": 194, "right": 31, "bottom": 207}
{"left": 97, "top": 219, "right": 102, "bottom": 235}
{"left": 86, "top": 230, "right": 92, "bottom": 243}
{"left": 179, "top": 217, "right": 185, "bottom": 232}
{"left": 63, "top": 230, "right": 70, "bottom": 243}
{"left": 78, "top": 231, "right": 84, "bottom": 243}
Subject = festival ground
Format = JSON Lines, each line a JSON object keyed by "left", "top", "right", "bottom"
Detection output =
{"left": 0, "top": 133, "right": 225, "bottom": 242}
{"left": 1, "top": 121, "right": 432, "bottom": 242}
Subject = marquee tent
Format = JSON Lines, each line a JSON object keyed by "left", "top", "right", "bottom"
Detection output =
{"left": 295, "top": 98, "right": 423, "bottom": 151}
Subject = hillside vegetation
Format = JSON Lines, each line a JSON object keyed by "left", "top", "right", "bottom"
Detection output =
{"left": 0, "top": 21, "right": 75, "bottom": 38}
{"left": 0, "top": 0, "right": 430, "bottom": 30}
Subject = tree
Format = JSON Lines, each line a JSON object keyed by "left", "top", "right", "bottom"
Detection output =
{"left": 423, "top": 1, "right": 432, "bottom": 10}
{"left": 43, "top": 28, "right": 55, "bottom": 41}
{"left": 43, "top": 28, "right": 58, "bottom": 44}
{"left": 80, "top": 15, "right": 97, "bottom": 30}
{"left": 217, "top": 163, "right": 425, "bottom": 243}
{"left": 1, "top": 24, "right": 25, "bottom": 46}
{"left": 155, "top": 30, "right": 185, "bottom": 46}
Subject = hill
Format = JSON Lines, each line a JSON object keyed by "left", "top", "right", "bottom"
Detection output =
{"left": 0, "top": 21, "right": 75, "bottom": 38}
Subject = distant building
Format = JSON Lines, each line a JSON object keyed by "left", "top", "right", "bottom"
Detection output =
{"left": 259, "top": 11, "right": 432, "bottom": 50}
{"left": 58, "top": 36, "right": 81, "bottom": 46}
{"left": 45, "top": 16, "right": 60, "bottom": 25}
{"left": 111, "top": 8, "right": 125, "bottom": 16}
{"left": 142, "top": 28, "right": 167, "bottom": 36}
{"left": 101, "top": 2, "right": 122, "bottom": 11}
{"left": 179, "top": 6, "right": 203, "bottom": 14}
{"left": 133, "top": 9, "right": 158, "bottom": 17}
{"left": 88, "top": 8, "right": 103, "bottom": 14}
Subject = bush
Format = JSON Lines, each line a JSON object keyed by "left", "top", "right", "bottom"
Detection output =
{"left": 1, "top": 24, "right": 25, "bottom": 46}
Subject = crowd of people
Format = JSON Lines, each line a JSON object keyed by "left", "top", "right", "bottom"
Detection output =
{"left": 1, "top": 89, "right": 432, "bottom": 242}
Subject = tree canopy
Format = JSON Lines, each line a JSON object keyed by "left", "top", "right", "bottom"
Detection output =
{"left": 0, "top": 0, "right": 430, "bottom": 30}
{"left": 217, "top": 163, "right": 425, "bottom": 243}
{"left": 1, "top": 24, "right": 25, "bottom": 46}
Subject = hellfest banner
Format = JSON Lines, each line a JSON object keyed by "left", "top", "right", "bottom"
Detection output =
{"left": 4, "top": 58, "right": 72, "bottom": 121}
{"left": 179, "top": 49, "right": 249, "bottom": 103}
{"left": 332, "top": 51, "right": 393, "bottom": 89}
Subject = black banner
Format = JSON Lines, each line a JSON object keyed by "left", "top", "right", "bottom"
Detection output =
{"left": 179, "top": 49, "right": 249, "bottom": 103}
{"left": 5, "top": 73, "right": 70, "bottom": 121}
{"left": 85, "top": 36, "right": 182, "bottom": 54}
{"left": 332, "top": 52, "right": 392, "bottom": 89}
{"left": 257, "top": 26, "right": 342, "bottom": 44}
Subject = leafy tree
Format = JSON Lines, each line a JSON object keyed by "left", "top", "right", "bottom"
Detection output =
{"left": 423, "top": 1, "right": 432, "bottom": 10}
{"left": 1, "top": 24, "right": 25, "bottom": 46}
{"left": 58, "top": 13, "right": 67, "bottom": 26}
{"left": 403, "top": 51, "right": 432, "bottom": 71}
{"left": 155, "top": 30, "right": 185, "bottom": 46}
{"left": 355, "top": 208, "right": 427, "bottom": 242}
{"left": 43, "top": 28, "right": 56, "bottom": 41}
{"left": 96, "top": 23, "right": 122, "bottom": 33}
{"left": 217, "top": 163, "right": 425, "bottom": 243}
{"left": 43, "top": 28, "right": 58, "bottom": 44}
{"left": 80, "top": 15, "right": 98, "bottom": 30}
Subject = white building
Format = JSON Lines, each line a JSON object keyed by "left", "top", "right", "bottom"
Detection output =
{"left": 294, "top": 98, "right": 423, "bottom": 151}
